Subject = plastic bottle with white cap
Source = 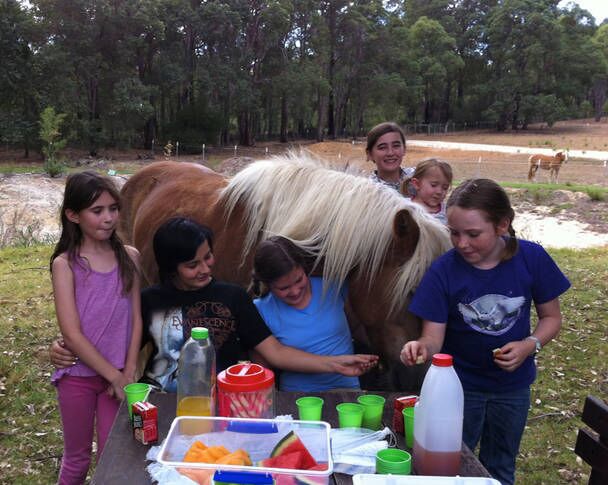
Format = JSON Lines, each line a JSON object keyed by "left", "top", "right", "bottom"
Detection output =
{"left": 413, "top": 353, "right": 464, "bottom": 476}
{"left": 176, "top": 327, "right": 216, "bottom": 416}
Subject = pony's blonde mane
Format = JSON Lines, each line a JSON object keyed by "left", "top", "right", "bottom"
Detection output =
{"left": 219, "top": 152, "right": 451, "bottom": 315}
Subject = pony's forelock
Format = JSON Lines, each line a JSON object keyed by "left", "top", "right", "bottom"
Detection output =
{"left": 220, "top": 151, "right": 451, "bottom": 316}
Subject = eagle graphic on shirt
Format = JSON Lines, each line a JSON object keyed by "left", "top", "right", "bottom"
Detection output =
{"left": 458, "top": 295, "right": 525, "bottom": 335}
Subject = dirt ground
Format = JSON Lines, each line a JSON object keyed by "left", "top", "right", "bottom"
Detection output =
{"left": 1, "top": 118, "right": 608, "bottom": 248}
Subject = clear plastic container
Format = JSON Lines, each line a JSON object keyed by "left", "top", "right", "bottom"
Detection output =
{"left": 217, "top": 363, "right": 275, "bottom": 419}
{"left": 157, "top": 416, "right": 332, "bottom": 484}
{"left": 177, "top": 327, "right": 216, "bottom": 417}
{"left": 352, "top": 475, "right": 500, "bottom": 485}
{"left": 413, "top": 353, "right": 464, "bottom": 476}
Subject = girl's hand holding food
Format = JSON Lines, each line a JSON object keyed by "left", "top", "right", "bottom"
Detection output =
{"left": 400, "top": 340, "right": 428, "bottom": 366}
{"left": 492, "top": 340, "right": 535, "bottom": 372}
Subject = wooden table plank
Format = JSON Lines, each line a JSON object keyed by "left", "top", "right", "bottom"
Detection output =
{"left": 93, "top": 390, "right": 491, "bottom": 483}
{"left": 92, "top": 393, "right": 174, "bottom": 484}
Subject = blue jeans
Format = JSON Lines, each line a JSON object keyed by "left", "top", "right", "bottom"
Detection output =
{"left": 463, "top": 387, "right": 530, "bottom": 485}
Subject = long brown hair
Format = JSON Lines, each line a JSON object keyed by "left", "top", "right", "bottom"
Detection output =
{"left": 250, "top": 236, "right": 314, "bottom": 297}
{"left": 447, "top": 178, "right": 518, "bottom": 261}
{"left": 50, "top": 171, "right": 136, "bottom": 293}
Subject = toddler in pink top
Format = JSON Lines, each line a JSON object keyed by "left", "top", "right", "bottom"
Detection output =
{"left": 50, "top": 171, "right": 142, "bottom": 485}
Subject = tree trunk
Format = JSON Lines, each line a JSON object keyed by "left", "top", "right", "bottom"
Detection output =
{"left": 143, "top": 117, "right": 156, "bottom": 150}
{"left": 442, "top": 81, "right": 452, "bottom": 122}
{"left": 280, "top": 92, "right": 288, "bottom": 143}
{"left": 327, "top": 3, "right": 336, "bottom": 139}
{"left": 592, "top": 79, "right": 607, "bottom": 122}
{"left": 238, "top": 111, "right": 255, "bottom": 146}
{"left": 266, "top": 95, "right": 273, "bottom": 139}
{"left": 221, "top": 89, "right": 230, "bottom": 146}
{"left": 316, "top": 90, "right": 326, "bottom": 142}
{"left": 511, "top": 93, "right": 521, "bottom": 130}
{"left": 424, "top": 85, "right": 431, "bottom": 124}
{"left": 88, "top": 77, "right": 100, "bottom": 156}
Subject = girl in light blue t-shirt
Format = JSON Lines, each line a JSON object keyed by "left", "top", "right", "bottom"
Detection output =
{"left": 251, "top": 236, "right": 368, "bottom": 392}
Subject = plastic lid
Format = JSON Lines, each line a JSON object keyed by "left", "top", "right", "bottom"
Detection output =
{"left": 432, "top": 353, "right": 453, "bottom": 367}
{"left": 217, "top": 363, "right": 274, "bottom": 392}
{"left": 190, "top": 327, "right": 209, "bottom": 340}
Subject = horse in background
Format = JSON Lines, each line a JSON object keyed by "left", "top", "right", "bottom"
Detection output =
{"left": 527, "top": 151, "right": 567, "bottom": 183}
{"left": 119, "top": 155, "right": 452, "bottom": 390}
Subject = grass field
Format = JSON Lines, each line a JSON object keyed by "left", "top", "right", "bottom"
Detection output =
{"left": 0, "top": 244, "right": 606, "bottom": 483}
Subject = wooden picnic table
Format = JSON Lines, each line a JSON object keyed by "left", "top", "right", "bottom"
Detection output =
{"left": 92, "top": 390, "right": 491, "bottom": 484}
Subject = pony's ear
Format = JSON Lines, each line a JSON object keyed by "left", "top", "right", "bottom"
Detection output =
{"left": 391, "top": 209, "right": 421, "bottom": 263}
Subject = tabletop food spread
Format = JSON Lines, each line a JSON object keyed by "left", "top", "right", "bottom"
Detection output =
{"left": 92, "top": 361, "right": 494, "bottom": 485}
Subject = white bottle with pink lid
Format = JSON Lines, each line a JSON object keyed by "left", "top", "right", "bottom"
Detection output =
{"left": 413, "top": 353, "right": 464, "bottom": 476}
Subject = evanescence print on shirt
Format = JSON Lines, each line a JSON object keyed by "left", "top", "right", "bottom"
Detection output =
{"left": 458, "top": 294, "right": 525, "bottom": 335}
{"left": 146, "top": 301, "right": 236, "bottom": 392}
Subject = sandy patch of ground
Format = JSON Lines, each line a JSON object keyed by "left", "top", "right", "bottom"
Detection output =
{"left": 514, "top": 210, "right": 608, "bottom": 249}
{"left": 0, "top": 174, "right": 64, "bottom": 244}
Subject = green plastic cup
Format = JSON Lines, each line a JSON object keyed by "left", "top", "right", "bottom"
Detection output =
{"left": 336, "top": 403, "right": 364, "bottom": 428}
{"left": 357, "top": 394, "right": 386, "bottom": 430}
{"left": 296, "top": 396, "right": 324, "bottom": 421}
{"left": 124, "top": 383, "right": 151, "bottom": 419}
{"left": 403, "top": 406, "right": 415, "bottom": 449}
{"left": 376, "top": 448, "right": 412, "bottom": 475}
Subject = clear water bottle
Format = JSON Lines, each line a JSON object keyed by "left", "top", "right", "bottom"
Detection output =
{"left": 177, "top": 327, "right": 216, "bottom": 417}
{"left": 413, "top": 353, "right": 464, "bottom": 476}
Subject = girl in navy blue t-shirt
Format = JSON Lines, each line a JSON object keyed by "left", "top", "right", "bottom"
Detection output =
{"left": 401, "top": 178, "right": 570, "bottom": 485}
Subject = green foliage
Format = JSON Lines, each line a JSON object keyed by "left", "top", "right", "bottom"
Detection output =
{"left": 579, "top": 100, "right": 593, "bottom": 118}
{"left": 518, "top": 247, "right": 607, "bottom": 484}
{"left": 585, "top": 187, "right": 606, "bottom": 201}
{"left": 2, "top": 0, "right": 608, "bottom": 146}
{"left": 0, "top": 245, "right": 62, "bottom": 484}
{"left": 39, "top": 107, "right": 67, "bottom": 177}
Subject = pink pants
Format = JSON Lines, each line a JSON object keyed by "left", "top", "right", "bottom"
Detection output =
{"left": 56, "top": 375, "right": 120, "bottom": 485}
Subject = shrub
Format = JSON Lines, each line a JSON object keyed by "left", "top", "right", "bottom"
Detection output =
{"left": 39, "top": 107, "right": 67, "bottom": 177}
{"left": 586, "top": 187, "right": 606, "bottom": 202}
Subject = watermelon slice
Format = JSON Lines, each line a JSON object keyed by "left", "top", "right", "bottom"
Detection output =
{"left": 270, "top": 431, "right": 318, "bottom": 470}
{"left": 259, "top": 451, "right": 304, "bottom": 470}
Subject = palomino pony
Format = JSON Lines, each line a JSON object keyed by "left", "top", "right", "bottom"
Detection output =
{"left": 119, "top": 154, "right": 451, "bottom": 390}
{"left": 527, "top": 151, "right": 567, "bottom": 183}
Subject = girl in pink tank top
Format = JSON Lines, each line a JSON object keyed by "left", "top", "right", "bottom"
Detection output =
{"left": 50, "top": 171, "right": 142, "bottom": 485}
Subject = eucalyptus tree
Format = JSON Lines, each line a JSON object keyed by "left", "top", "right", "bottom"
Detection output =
{"left": 550, "top": 5, "right": 602, "bottom": 122}
{"left": 407, "top": 16, "right": 463, "bottom": 124}
{"left": 0, "top": 0, "right": 37, "bottom": 156}
{"left": 282, "top": 0, "right": 329, "bottom": 141}
{"left": 31, "top": 0, "right": 160, "bottom": 153}
{"left": 484, "top": 0, "right": 563, "bottom": 130}
{"left": 449, "top": 0, "right": 497, "bottom": 122}
{"left": 591, "top": 24, "right": 608, "bottom": 121}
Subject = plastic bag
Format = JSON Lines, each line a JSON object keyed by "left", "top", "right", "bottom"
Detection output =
{"left": 330, "top": 427, "right": 396, "bottom": 475}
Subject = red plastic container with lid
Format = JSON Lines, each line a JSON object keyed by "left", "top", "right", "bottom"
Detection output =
{"left": 217, "top": 362, "right": 275, "bottom": 419}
